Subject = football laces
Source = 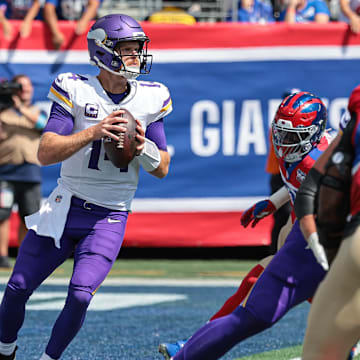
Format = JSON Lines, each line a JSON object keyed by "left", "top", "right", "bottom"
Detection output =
{"left": 117, "top": 132, "right": 125, "bottom": 149}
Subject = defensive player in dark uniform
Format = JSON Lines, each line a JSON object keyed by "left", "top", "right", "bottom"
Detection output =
{"left": 296, "top": 85, "right": 360, "bottom": 360}
{"left": 160, "top": 92, "right": 337, "bottom": 360}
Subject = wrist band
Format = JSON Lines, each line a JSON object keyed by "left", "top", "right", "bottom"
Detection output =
{"left": 35, "top": 112, "right": 48, "bottom": 130}
{"left": 269, "top": 186, "right": 289, "bottom": 210}
{"left": 137, "top": 138, "right": 161, "bottom": 172}
{"left": 308, "top": 232, "right": 319, "bottom": 246}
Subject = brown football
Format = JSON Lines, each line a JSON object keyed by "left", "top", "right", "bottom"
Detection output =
{"left": 103, "top": 108, "right": 138, "bottom": 168}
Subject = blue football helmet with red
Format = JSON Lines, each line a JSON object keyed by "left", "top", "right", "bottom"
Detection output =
{"left": 87, "top": 14, "right": 152, "bottom": 79}
{"left": 272, "top": 91, "right": 327, "bottom": 163}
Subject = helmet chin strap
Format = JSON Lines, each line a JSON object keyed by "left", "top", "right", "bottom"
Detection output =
{"left": 91, "top": 56, "right": 140, "bottom": 79}
{"left": 119, "top": 65, "right": 141, "bottom": 80}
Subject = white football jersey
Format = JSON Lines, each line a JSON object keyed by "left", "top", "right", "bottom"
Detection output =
{"left": 47, "top": 72, "right": 172, "bottom": 211}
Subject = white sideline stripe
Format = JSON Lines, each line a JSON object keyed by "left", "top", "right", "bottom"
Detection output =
{"left": 0, "top": 277, "right": 241, "bottom": 287}
{"left": 2, "top": 46, "right": 360, "bottom": 64}
{"left": 0, "top": 290, "right": 187, "bottom": 310}
{"left": 131, "top": 197, "right": 264, "bottom": 212}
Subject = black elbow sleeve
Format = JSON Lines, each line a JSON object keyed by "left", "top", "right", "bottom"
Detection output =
{"left": 294, "top": 167, "right": 323, "bottom": 220}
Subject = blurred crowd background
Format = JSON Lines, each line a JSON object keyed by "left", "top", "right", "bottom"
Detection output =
{"left": 100, "top": 0, "right": 344, "bottom": 24}
{"left": 97, "top": 0, "right": 339, "bottom": 23}
{"left": 0, "top": 0, "right": 355, "bottom": 36}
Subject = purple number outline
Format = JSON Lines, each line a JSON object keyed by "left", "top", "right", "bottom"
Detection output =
{"left": 88, "top": 140, "right": 128, "bottom": 172}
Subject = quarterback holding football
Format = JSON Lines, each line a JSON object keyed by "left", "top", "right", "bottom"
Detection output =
{"left": 0, "top": 14, "right": 172, "bottom": 360}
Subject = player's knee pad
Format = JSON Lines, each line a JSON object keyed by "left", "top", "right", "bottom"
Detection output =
{"left": 231, "top": 306, "right": 272, "bottom": 336}
{"left": 5, "top": 282, "right": 32, "bottom": 303}
{"left": 67, "top": 286, "right": 93, "bottom": 310}
{"left": 244, "top": 270, "right": 297, "bottom": 327}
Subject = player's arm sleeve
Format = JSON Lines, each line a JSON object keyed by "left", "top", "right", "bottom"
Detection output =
{"left": 154, "top": 83, "right": 173, "bottom": 121}
{"left": 43, "top": 102, "right": 74, "bottom": 135}
{"left": 294, "top": 167, "right": 323, "bottom": 220}
{"left": 47, "top": 73, "right": 75, "bottom": 116}
{"left": 145, "top": 119, "right": 167, "bottom": 151}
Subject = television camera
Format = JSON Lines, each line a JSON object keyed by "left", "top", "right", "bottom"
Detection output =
{"left": 0, "top": 79, "right": 22, "bottom": 112}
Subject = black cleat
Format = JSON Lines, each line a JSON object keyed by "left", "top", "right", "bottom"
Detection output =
{"left": 0, "top": 256, "right": 11, "bottom": 269}
{"left": 0, "top": 346, "right": 17, "bottom": 360}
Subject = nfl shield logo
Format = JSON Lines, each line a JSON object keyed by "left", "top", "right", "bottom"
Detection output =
{"left": 55, "top": 195, "right": 63, "bottom": 203}
{"left": 296, "top": 169, "right": 306, "bottom": 183}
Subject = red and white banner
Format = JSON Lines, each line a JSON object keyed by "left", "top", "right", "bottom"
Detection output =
{"left": 3, "top": 21, "right": 359, "bottom": 248}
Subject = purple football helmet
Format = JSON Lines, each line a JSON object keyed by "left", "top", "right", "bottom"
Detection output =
{"left": 87, "top": 14, "right": 152, "bottom": 79}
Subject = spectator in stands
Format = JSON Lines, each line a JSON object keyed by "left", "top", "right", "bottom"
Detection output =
{"left": 279, "top": 0, "right": 330, "bottom": 22}
{"left": 0, "top": 0, "right": 42, "bottom": 40}
{"left": 43, "top": 0, "right": 102, "bottom": 49}
{"left": 0, "top": 74, "right": 47, "bottom": 268}
{"left": 227, "top": 0, "right": 275, "bottom": 23}
{"left": 339, "top": 0, "right": 360, "bottom": 33}
{"left": 147, "top": 3, "right": 197, "bottom": 24}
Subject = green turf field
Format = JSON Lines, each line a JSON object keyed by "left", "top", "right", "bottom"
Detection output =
{"left": 1, "top": 257, "right": 359, "bottom": 359}
{"left": 0, "top": 258, "right": 258, "bottom": 278}
{"left": 235, "top": 346, "right": 302, "bottom": 359}
{"left": 234, "top": 346, "right": 360, "bottom": 360}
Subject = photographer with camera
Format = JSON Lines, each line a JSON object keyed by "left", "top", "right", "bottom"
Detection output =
{"left": 0, "top": 74, "right": 47, "bottom": 268}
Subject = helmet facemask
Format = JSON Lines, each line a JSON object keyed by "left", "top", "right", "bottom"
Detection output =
{"left": 111, "top": 39, "right": 152, "bottom": 79}
{"left": 87, "top": 16, "right": 153, "bottom": 79}
{"left": 272, "top": 91, "right": 327, "bottom": 163}
{"left": 272, "top": 120, "right": 322, "bottom": 163}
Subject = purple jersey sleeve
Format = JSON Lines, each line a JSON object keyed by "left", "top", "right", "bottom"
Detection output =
{"left": 43, "top": 102, "right": 74, "bottom": 135}
{"left": 145, "top": 119, "right": 167, "bottom": 151}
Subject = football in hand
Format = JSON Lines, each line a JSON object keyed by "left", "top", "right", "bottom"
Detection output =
{"left": 103, "top": 109, "right": 138, "bottom": 168}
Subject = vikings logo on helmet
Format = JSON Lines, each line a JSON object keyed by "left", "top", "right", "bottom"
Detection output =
{"left": 87, "top": 14, "right": 153, "bottom": 79}
{"left": 272, "top": 91, "right": 327, "bottom": 163}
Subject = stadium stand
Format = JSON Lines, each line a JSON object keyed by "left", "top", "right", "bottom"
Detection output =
{"left": 98, "top": 0, "right": 232, "bottom": 22}
{"left": 1, "top": 20, "right": 358, "bottom": 252}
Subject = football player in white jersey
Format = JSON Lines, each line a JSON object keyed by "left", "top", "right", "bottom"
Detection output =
{"left": 0, "top": 14, "right": 172, "bottom": 360}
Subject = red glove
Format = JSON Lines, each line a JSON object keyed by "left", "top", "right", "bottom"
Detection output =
{"left": 241, "top": 200, "right": 276, "bottom": 228}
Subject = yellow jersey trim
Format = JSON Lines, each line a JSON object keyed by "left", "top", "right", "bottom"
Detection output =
{"left": 50, "top": 87, "right": 73, "bottom": 108}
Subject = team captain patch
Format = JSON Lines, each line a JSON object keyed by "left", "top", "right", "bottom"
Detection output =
{"left": 85, "top": 103, "right": 99, "bottom": 118}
